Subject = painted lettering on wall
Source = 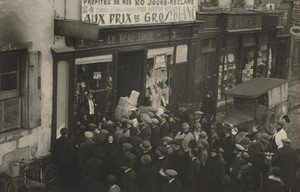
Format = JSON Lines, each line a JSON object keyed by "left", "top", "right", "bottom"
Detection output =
{"left": 107, "top": 32, "right": 155, "bottom": 44}
{"left": 81, "top": 0, "right": 197, "bottom": 25}
{"left": 227, "top": 16, "right": 262, "bottom": 30}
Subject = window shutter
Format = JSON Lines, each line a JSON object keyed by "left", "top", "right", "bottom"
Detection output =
{"left": 28, "top": 51, "right": 41, "bottom": 129}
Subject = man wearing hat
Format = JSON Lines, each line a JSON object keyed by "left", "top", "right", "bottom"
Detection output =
{"left": 154, "top": 146, "right": 169, "bottom": 172}
{"left": 160, "top": 113, "right": 170, "bottom": 138}
{"left": 77, "top": 131, "right": 95, "bottom": 172}
{"left": 137, "top": 155, "right": 160, "bottom": 192}
{"left": 52, "top": 128, "right": 76, "bottom": 191}
{"left": 174, "top": 122, "right": 195, "bottom": 151}
{"left": 151, "top": 118, "right": 161, "bottom": 152}
{"left": 160, "top": 169, "right": 182, "bottom": 192}
{"left": 119, "top": 155, "right": 139, "bottom": 192}
{"left": 120, "top": 143, "right": 137, "bottom": 167}
{"left": 272, "top": 138, "right": 300, "bottom": 192}
{"left": 139, "top": 140, "right": 153, "bottom": 159}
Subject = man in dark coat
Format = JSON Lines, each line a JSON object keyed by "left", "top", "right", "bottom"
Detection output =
{"left": 137, "top": 155, "right": 159, "bottom": 192}
{"left": 119, "top": 156, "right": 139, "bottom": 192}
{"left": 200, "top": 90, "right": 216, "bottom": 117}
{"left": 272, "top": 138, "right": 300, "bottom": 192}
{"left": 159, "top": 169, "right": 182, "bottom": 192}
{"left": 160, "top": 114, "right": 170, "bottom": 138}
{"left": 186, "top": 149, "right": 201, "bottom": 192}
{"left": 261, "top": 167, "right": 284, "bottom": 192}
{"left": 151, "top": 118, "right": 161, "bottom": 152}
{"left": 77, "top": 131, "right": 95, "bottom": 172}
{"left": 52, "top": 128, "right": 76, "bottom": 192}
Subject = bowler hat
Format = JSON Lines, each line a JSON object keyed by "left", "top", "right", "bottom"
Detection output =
{"left": 140, "top": 140, "right": 152, "bottom": 151}
{"left": 156, "top": 146, "right": 168, "bottom": 156}
{"left": 141, "top": 155, "right": 152, "bottom": 165}
{"left": 122, "top": 143, "right": 133, "bottom": 151}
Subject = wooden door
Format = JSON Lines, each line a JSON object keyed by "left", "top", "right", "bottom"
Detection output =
{"left": 172, "top": 63, "right": 187, "bottom": 105}
{"left": 117, "top": 51, "right": 145, "bottom": 105}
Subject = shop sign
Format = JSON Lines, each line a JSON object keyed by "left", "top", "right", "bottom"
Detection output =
{"left": 155, "top": 55, "right": 166, "bottom": 69}
{"left": 226, "top": 15, "right": 262, "bottom": 31}
{"left": 292, "top": 1, "right": 300, "bottom": 25}
{"left": 81, "top": 0, "right": 197, "bottom": 26}
{"left": 54, "top": 19, "right": 99, "bottom": 40}
{"left": 93, "top": 72, "right": 102, "bottom": 79}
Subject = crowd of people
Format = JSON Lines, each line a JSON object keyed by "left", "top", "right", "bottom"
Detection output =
{"left": 52, "top": 102, "right": 300, "bottom": 192}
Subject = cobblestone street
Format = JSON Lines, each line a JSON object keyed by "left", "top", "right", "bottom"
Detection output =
{"left": 286, "top": 106, "right": 300, "bottom": 149}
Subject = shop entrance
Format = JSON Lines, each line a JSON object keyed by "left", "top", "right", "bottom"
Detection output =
{"left": 116, "top": 51, "right": 145, "bottom": 105}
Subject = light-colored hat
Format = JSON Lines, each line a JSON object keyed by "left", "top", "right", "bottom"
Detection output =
{"left": 163, "top": 136, "right": 173, "bottom": 143}
{"left": 151, "top": 118, "right": 159, "bottom": 125}
{"left": 165, "top": 169, "right": 177, "bottom": 177}
{"left": 194, "top": 111, "right": 203, "bottom": 115}
{"left": 182, "top": 122, "right": 190, "bottom": 129}
{"left": 200, "top": 131, "right": 208, "bottom": 139}
{"left": 195, "top": 122, "right": 202, "bottom": 129}
{"left": 84, "top": 131, "right": 93, "bottom": 139}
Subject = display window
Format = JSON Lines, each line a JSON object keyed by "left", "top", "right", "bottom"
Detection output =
{"left": 74, "top": 57, "right": 113, "bottom": 124}
{"left": 146, "top": 47, "right": 173, "bottom": 109}
{"left": 241, "top": 47, "right": 255, "bottom": 83}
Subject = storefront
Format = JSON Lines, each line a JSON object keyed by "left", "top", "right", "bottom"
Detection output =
{"left": 195, "top": 12, "right": 223, "bottom": 107}
{"left": 51, "top": 21, "right": 204, "bottom": 141}
{"left": 217, "top": 11, "right": 264, "bottom": 101}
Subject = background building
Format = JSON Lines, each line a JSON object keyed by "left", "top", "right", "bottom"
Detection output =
{"left": 0, "top": 0, "right": 54, "bottom": 174}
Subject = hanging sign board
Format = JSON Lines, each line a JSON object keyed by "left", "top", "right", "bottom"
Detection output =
{"left": 81, "top": 0, "right": 197, "bottom": 26}
{"left": 93, "top": 72, "right": 102, "bottom": 79}
{"left": 54, "top": 19, "right": 99, "bottom": 40}
{"left": 292, "top": 1, "right": 300, "bottom": 25}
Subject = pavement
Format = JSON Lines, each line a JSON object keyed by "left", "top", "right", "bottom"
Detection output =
{"left": 286, "top": 81, "right": 300, "bottom": 149}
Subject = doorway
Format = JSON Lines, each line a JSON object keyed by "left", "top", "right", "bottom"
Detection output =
{"left": 116, "top": 51, "right": 146, "bottom": 105}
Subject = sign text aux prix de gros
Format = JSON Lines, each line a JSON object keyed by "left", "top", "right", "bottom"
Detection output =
{"left": 81, "top": 0, "right": 197, "bottom": 26}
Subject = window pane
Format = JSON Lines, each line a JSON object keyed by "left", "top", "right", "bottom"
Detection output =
{"left": 0, "top": 54, "right": 18, "bottom": 73}
{"left": 1, "top": 73, "right": 17, "bottom": 91}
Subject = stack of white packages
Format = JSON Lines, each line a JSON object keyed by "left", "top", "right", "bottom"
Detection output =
{"left": 115, "top": 90, "right": 140, "bottom": 120}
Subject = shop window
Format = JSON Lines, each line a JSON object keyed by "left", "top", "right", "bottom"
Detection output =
{"left": 242, "top": 47, "right": 255, "bottom": 82}
{"left": 0, "top": 50, "right": 40, "bottom": 132}
{"left": 176, "top": 45, "right": 188, "bottom": 63}
{"left": 146, "top": 54, "right": 171, "bottom": 109}
{"left": 75, "top": 60, "right": 113, "bottom": 122}
{"left": 218, "top": 51, "right": 238, "bottom": 100}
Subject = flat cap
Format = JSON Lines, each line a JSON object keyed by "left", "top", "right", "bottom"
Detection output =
{"left": 182, "top": 122, "right": 190, "bottom": 129}
{"left": 194, "top": 111, "right": 203, "bottom": 115}
{"left": 122, "top": 143, "right": 133, "bottom": 151}
{"left": 163, "top": 136, "right": 173, "bottom": 143}
{"left": 165, "top": 169, "right": 177, "bottom": 177}
{"left": 84, "top": 131, "right": 93, "bottom": 139}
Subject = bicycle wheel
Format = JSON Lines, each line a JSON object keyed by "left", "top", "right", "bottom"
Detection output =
{"left": 0, "top": 173, "right": 10, "bottom": 192}
{"left": 5, "top": 178, "right": 25, "bottom": 192}
{"left": 43, "top": 163, "right": 59, "bottom": 192}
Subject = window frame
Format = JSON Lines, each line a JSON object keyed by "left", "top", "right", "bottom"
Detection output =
{"left": 0, "top": 51, "right": 21, "bottom": 100}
